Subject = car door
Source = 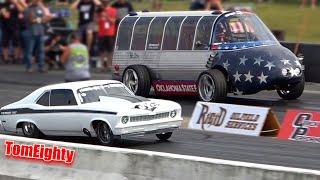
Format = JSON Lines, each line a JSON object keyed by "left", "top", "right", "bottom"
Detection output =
{"left": 36, "top": 89, "right": 83, "bottom": 136}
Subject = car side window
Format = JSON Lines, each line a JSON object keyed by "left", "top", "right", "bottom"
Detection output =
{"left": 116, "top": 17, "right": 138, "bottom": 50}
{"left": 131, "top": 17, "right": 154, "bottom": 50}
{"left": 162, "top": 16, "right": 185, "bottom": 50}
{"left": 178, "top": 16, "right": 201, "bottom": 50}
{"left": 50, "top": 89, "right": 77, "bottom": 106}
{"left": 147, "top": 17, "right": 169, "bottom": 50}
{"left": 36, "top": 91, "right": 50, "bottom": 106}
{"left": 194, "top": 16, "right": 216, "bottom": 50}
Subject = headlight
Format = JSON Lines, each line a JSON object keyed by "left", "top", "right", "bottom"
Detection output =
{"left": 282, "top": 68, "right": 290, "bottom": 77}
{"left": 170, "top": 110, "right": 177, "bottom": 118}
{"left": 121, "top": 116, "right": 129, "bottom": 124}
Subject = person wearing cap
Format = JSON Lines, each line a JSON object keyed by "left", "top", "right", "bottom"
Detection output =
{"left": 60, "top": 33, "right": 91, "bottom": 82}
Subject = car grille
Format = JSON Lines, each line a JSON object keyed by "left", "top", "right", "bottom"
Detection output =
{"left": 130, "top": 112, "right": 170, "bottom": 122}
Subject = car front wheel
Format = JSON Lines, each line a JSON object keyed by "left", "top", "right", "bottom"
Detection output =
{"left": 96, "top": 122, "right": 114, "bottom": 146}
{"left": 277, "top": 75, "right": 305, "bottom": 100}
{"left": 197, "top": 69, "right": 227, "bottom": 102}
{"left": 156, "top": 132, "right": 173, "bottom": 141}
{"left": 21, "top": 122, "right": 41, "bottom": 138}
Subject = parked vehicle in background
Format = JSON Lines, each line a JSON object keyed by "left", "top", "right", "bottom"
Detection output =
{"left": 112, "top": 11, "right": 304, "bottom": 102}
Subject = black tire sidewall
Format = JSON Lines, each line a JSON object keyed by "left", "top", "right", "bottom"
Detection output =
{"left": 277, "top": 74, "right": 305, "bottom": 100}
{"left": 96, "top": 122, "right": 114, "bottom": 146}
{"left": 156, "top": 132, "right": 173, "bottom": 141}
{"left": 22, "top": 122, "right": 40, "bottom": 138}
{"left": 122, "top": 65, "right": 151, "bottom": 97}
{"left": 197, "top": 69, "right": 227, "bottom": 102}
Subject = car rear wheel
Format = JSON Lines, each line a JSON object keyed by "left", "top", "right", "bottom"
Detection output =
{"left": 197, "top": 69, "right": 227, "bottom": 102}
{"left": 96, "top": 122, "right": 114, "bottom": 146}
{"left": 277, "top": 75, "right": 305, "bottom": 100}
{"left": 22, "top": 122, "right": 41, "bottom": 138}
{"left": 156, "top": 132, "right": 173, "bottom": 141}
{"left": 122, "top": 65, "right": 151, "bottom": 97}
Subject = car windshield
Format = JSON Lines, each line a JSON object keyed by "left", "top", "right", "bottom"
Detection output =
{"left": 214, "top": 12, "right": 280, "bottom": 45}
{"left": 77, "top": 83, "right": 133, "bottom": 104}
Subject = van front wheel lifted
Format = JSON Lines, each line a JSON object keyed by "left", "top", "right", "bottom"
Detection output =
{"left": 122, "top": 65, "right": 151, "bottom": 97}
{"left": 277, "top": 75, "right": 305, "bottom": 100}
{"left": 197, "top": 69, "right": 227, "bottom": 102}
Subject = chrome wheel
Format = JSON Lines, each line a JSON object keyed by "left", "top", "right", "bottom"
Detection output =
{"left": 123, "top": 69, "right": 138, "bottom": 93}
{"left": 98, "top": 123, "right": 111, "bottom": 144}
{"left": 198, "top": 74, "right": 216, "bottom": 101}
{"left": 23, "top": 122, "right": 35, "bottom": 136}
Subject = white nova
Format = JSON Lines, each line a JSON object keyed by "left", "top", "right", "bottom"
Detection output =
{"left": 0, "top": 80, "right": 182, "bottom": 146}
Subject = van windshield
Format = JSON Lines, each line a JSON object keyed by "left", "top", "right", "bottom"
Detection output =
{"left": 213, "top": 13, "right": 279, "bottom": 47}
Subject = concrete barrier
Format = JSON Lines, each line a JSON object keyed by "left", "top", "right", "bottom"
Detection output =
{"left": 0, "top": 134, "right": 320, "bottom": 180}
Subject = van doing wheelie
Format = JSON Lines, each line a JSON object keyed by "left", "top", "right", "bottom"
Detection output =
{"left": 112, "top": 11, "right": 304, "bottom": 102}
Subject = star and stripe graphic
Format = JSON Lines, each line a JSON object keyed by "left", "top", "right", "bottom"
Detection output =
{"left": 209, "top": 45, "right": 302, "bottom": 95}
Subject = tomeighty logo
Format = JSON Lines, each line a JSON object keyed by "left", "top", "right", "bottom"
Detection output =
{"left": 4, "top": 140, "right": 75, "bottom": 165}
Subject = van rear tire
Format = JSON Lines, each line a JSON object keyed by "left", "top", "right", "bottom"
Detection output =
{"left": 122, "top": 65, "right": 151, "bottom": 97}
{"left": 197, "top": 69, "right": 227, "bottom": 102}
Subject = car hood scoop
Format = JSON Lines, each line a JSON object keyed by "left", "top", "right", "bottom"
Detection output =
{"left": 98, "top": 95, "right": 159, "bottom": 111}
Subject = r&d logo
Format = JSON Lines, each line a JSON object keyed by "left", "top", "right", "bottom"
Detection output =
{"left": 196, "top": 104, "right": 227, "bottom": 130}
{"left": 290, "top": 113, "right": 320, "bottom": 142}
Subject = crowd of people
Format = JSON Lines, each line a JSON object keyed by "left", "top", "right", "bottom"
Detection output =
{"left": 0, "top": 0, "right": 134, "bottom": 81}
{"left": 0, "top": 0, "right": 315, "bottom": 81}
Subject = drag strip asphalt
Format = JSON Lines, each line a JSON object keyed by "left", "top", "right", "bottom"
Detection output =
{"left": 0, "top": 66, "right": 320, "bottom": 170}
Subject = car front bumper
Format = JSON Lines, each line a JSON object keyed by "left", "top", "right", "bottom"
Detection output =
{"left": 114, "top": 119, "right": 182, "bottom": 137}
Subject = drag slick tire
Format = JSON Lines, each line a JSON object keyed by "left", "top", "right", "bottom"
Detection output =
{"left": 96, "top": 122, "right": 114, "bottom": 146}
{"left": 197, "top": 69, "right": 227, "bottom": 102}
{"left": 122, "top": 65, "right": 151, "bottom": 97}
{"left": 21, "top": 122, "right": 41, "bottom": 138}
{"left": 277, "top": 75, "right": 305, "bottom": 100}
{"left": 156, "top": 132, "right": 173, "bottom": 141}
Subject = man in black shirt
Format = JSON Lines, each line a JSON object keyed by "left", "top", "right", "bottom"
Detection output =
{"left": 111, "top": 0, "right": 134, "bottom": 26}
{"left": 71, "top": 0, "right": 101, "bottom": 54}
{"left": 0, "top": 0, "right": 25, "bottom": 64}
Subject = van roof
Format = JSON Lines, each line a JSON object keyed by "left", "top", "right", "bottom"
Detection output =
{"left": 129, "top": 11, "right": 230, "bottom": 17}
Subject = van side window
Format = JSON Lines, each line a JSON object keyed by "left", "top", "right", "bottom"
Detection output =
{"left": 37, "top": 91, "right": 50, "bottom": 106}
{"left": 194, "top": 16, "right": 216, "bottom": 50}
{"left": 147, "top": 17, "right": 169, "bottom": 50}
{"left": 178, "top": 16, "right": 201, "bottom": 50}
{"left": 162, "top": 16, "right": 185, "bottom": 50}
{"left": 50, "top": 89, "right": 77, "bottom": 106}
{"left": 116, "top": 17, "right": 138, "bottom": 50}
{"left": 131, "top": 17, "right": 154, "bottom": 50}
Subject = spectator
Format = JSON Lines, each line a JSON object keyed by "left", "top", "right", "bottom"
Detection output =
{"left": 111, "top": 0, "right": 134, "bottom": 26}
{"left": 205, "top": 0, "right": 224, "bottom": 11}
{"left": 301, "top": 0, "right": 317, "bottom": 8}
{"left": 0, "top": 0, "right": 25, "bottom": 64}
{"left": 71, "top": 0, "right": 101, "bottom": 55}
{"left": 60, "top": 33, "right": 91, "bottom": 82}
{"left": 44, "top": 33, "right": 66, "bottom": 70}
{"left": 152, "top": 0, "right": 162, "bottom": 11}
{"left": 96, "top": 0, "right": 116, "bottom": 71}
{"left": 190, "top": 0, "right": 206, "bottom": 10}
{"left": 23, "top": 0, "right": 51, "bottom": 72}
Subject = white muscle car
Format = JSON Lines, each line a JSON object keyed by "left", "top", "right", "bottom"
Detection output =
{"left": 0, "top": 80, "right": 182, "bottom": 146}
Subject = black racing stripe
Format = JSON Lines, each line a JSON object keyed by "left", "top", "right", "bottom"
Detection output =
{"left": 0, "top": 108, "right": 117, "bottom": 116}
{"left": 107, "top": 95, "right": 150, "bottom": 103}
